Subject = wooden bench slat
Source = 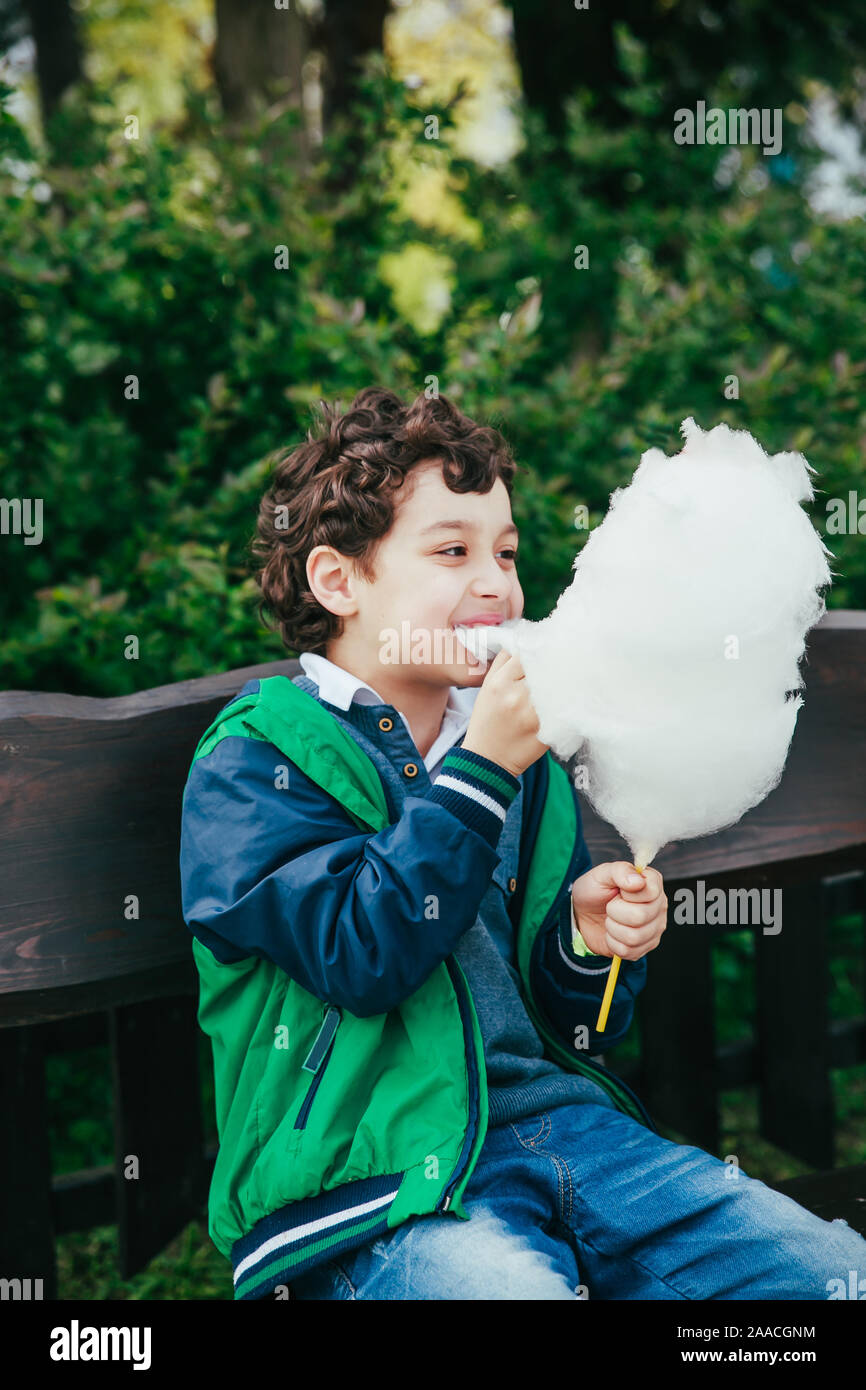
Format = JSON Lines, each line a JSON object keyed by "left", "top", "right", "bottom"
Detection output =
{"left": 0, "top": 960, "right": 198, "bottom": 1028}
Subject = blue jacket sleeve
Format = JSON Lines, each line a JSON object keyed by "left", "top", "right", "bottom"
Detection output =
{"left": 530, "top": 779, "right": 647, "bottom": 1056}
{"left": 179, "top": 733, "right": 506, "bottom": 1018}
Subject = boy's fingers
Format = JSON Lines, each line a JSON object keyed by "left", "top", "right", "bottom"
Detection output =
{"left": 642, "top": 866, "right": 664, "bottom": 897}
{"left": 605, "top": 918, "right": 665, "bottom": 953}
{"left": 604, "top": 861, "right": 648, "bottom": 895}
{"left": 486, "top": 649, "right": 511, "bottom": 671}
{"left": 610, "top": 862, "right": 662, "bottom": 901}
{"left": 618, "top": 879, "right": 660, "bottom": 903}
{"left": 606, "top": 896, "right": 654, "bottom": 927}
{"left": 484, "top": 648, "right": 526, "bottom": 681}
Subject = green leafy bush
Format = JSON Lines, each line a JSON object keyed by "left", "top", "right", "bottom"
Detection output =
{"left": 1, "top": 41, "right": 863, "bottom": 699}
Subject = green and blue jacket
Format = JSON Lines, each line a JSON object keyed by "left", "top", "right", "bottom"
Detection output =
{"left": 179, "top": 674, "right": 657, "bottom": 1300}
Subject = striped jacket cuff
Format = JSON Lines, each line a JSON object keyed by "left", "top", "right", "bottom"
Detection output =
{"left": 429, "top": 748, "right": 521, "bottom": 848}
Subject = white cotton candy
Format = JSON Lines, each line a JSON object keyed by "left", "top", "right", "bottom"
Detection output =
{"left": 456, "top": 418, "right": 833, "bottom": 867}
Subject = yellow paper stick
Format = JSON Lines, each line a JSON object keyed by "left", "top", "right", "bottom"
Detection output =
{"left": 595, "top": 861, "right": 647, "bottom": 1032}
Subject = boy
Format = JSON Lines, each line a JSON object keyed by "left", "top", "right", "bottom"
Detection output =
{"left": 180, "top": 387, "right": 866, "bottom": 1300}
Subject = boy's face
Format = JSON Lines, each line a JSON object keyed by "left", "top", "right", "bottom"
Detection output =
{"left": 327, "top": 459, "right": 524, "bottom": 689}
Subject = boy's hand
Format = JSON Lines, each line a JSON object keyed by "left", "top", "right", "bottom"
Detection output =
{"left": 571, "top": 863, "right": 667, "bottom": 961}
{"left": 462, "top": 649, "right": 549, "bottom": 778}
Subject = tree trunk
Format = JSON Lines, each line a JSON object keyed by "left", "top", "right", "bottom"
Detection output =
{"left": 507, "top": 1, "right": 623, "bottom": 137}
{"left": 213, "top": 0, "right": 309, "bottom": 154}
{"left": 23, "top": 0, "right": 84, "bottom": 126}
{"left": 319, "top": 0, "right": 390, "bottom": 128}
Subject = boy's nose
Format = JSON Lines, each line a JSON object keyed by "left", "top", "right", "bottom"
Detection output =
{"left": 469, "top": 583, "right": 511, "bottom": 606}
{"left": 470, "top": 571, "right": 520, "bottom": 607}
{"left": 471, "top": 558, "right": 515, "bottom": 596}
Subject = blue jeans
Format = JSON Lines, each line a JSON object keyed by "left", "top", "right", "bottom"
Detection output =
{"left": 290, "top": 1102, "right": 866, "bottom": 1299}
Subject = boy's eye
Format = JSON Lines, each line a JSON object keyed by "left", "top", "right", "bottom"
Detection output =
{"left": 436, "top": 546, "right": 518, "bottom": 559}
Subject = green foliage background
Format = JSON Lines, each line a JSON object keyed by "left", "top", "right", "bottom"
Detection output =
{"left": 2, "top": 38, "right": 864, "bottom": 697}
{"left": 2, "top": 28, "right": 864, "bottom": 1298}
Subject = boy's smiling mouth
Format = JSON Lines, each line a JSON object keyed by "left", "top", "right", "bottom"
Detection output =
{"left": 451, "top": 615, "right": 504, "bottom": 627}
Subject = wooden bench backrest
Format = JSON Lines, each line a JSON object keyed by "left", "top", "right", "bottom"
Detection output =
{"left": 0, "top": 612, "right": 863, "bottom": 1024}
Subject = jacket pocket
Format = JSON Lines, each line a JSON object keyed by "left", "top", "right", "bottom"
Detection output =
{"left": 293, "top": 1005, "right": 342, "bottom": 1131}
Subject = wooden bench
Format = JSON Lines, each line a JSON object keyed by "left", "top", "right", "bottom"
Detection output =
{"left": 1, "top": 610, "right": 864, "bottom": 1297}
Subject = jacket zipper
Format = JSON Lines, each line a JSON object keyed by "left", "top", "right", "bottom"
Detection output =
{"left": 437, "top": 958, "right": 482, "bottom": 1212}
{"left": 294, "top": 1005, "right": 342, "bottom": 1130}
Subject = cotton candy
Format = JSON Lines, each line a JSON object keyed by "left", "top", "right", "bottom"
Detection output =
{"left": 456, "top": 418, "right": 834, "bottom": 867}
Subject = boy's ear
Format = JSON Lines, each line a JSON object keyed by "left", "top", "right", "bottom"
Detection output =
{"left": 306, "top": 544, "right": 359, "bottom": 616}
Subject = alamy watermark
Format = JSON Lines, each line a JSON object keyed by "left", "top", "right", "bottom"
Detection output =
{"left": 49, "top": 1320, "right": 151, "bottom": 1369}
{"left": 0, "top": 1276, "right": 43, "bottom": 1299}
{"left": 674, "top": 880, "right": 782, "bottom": 934}
{"left": 0, "top": 497, "right": 43, "bottom": 545}
{"left": 826, "top": 1269, "right": 866, "bottom": 1299}
{"left": 378, "top": 621, "right": 487, "bottom": 667}
{"left": 674, "top": 101, "right": 782, "bottom": 157}
{"left": 825, "top": 491, "right": 866, "bottom": 534}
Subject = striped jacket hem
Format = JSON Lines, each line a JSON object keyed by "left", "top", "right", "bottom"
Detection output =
{"left": 231, "top": 1171, "right": 407, "bottom": 1300}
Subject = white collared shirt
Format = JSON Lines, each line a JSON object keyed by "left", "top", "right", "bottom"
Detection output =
{"left": 297, "top": 651, "right": 480, "bottom": 782}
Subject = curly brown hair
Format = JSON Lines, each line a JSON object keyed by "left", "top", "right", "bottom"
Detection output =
{"left": 250, "top": 386, "right": 518, "bottom": 655}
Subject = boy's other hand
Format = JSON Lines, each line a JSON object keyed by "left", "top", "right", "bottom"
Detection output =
{"left": 462, "top": 649, "right": 549, "bottom": 778}
{"left": 571, "top": 863, "right": 667, "bottom": 961}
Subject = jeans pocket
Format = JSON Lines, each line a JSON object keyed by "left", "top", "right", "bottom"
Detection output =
{"left": 509, "top": 1111, "right": 551, "bottom": 1150}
